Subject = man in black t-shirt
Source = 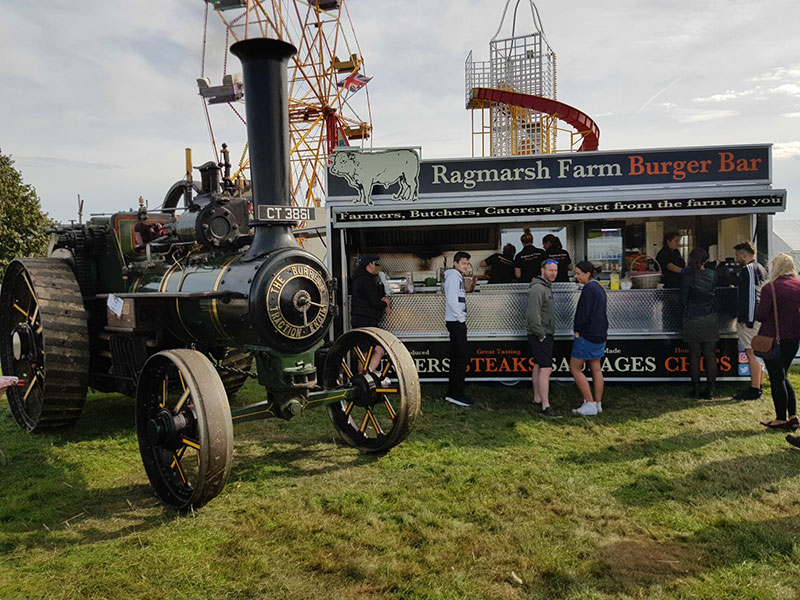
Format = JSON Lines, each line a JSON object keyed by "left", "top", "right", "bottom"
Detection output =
{"left": 542, "top": 234, "right": 572, "bottom": 283}
{"left": 481, "top": 243, "right": 516, "bottom": 283}
{"left": 514, "top": 229, "right": 545, "bottom": 283}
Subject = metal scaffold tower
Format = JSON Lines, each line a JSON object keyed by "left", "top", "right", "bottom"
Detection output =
{"left": 465, "top": 0, "right": 599, "bottom": 157}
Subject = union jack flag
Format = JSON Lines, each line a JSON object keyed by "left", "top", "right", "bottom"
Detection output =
{"left": 337, "top": 71, "right": 372, "bottom": 93}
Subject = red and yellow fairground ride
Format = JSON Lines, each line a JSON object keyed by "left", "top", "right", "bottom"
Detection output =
{"left": 199, "top": 0, "right": 373, "bottom": 208}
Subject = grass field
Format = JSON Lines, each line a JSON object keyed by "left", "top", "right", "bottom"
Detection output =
{"left": 2, "top": 373, "right": 800, "bottom": 599}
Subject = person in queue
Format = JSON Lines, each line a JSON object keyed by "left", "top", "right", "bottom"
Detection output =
{"left": 569, "top": 261, "right": 608, "bottom": 416}
{"left": 681, "top": 248, "right": 719, "bottom": 399}
{"left": 480, "top": 243, "right": 516, "bottom": 284}
{"left": 754, "top": 254, "right": 800, "bottom": 430}
{"left": 513, "top": 228, "right": 545, "bottom": 283}
{"left": 350, "top": 255, "right": 391, "bottom": 379}
{"left": 542, "top": 234, "right": 572, "bottom": 282}
{"left": 656, "top": 231, "right": 687, "bottom": 288}
{"left": 526, "top": 258, "right": 559, "bottom": 417}
{"left": 733, "top": 241, "right": 767, "bottom": 401}
{"left": 444, "top": 251, "right": 473, "bottom": 407}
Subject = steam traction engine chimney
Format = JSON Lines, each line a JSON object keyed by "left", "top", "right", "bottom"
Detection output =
{"left": 230, "top": 38, "right": 297, "bottom": 258}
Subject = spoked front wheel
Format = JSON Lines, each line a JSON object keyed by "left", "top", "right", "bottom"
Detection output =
{"left": 136, "top": 349, "right": 233, "bottom": 510}
{"left": 323, "top": 327, "right": 420, "bottom": 453}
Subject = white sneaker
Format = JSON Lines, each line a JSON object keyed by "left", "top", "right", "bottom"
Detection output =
{"left": 597, "top": 403, "right": 603, "bottom": 414}
{"left": 379, "top": 377, "right": 392, "bottom": 388}
{"left": 571, "top": 400, "right": 589, "bottom": 415}
{"left": 572, "top": 401, "right": 599, "bottom": 416}
{"left": 445, "top": 395, "right": 474, "bottom": 407}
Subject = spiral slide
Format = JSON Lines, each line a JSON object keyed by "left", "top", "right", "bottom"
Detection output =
{"left": 470, "top": 87, "right": 600, "bottom": 152}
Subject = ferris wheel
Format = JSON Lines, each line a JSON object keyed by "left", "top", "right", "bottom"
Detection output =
{"left": 198, "top": 0, "right": 373, "bottom": 208}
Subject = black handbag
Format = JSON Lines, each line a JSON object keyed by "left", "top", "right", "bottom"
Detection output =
{"left": 752, "top": 282, "right": 781, "bottom": 360}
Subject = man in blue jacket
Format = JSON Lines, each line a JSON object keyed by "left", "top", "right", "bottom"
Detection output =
{"left": 445, "top": 251, "right": 472, "bottom": 407}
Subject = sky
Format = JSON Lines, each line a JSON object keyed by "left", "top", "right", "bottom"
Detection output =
{"left": 1, "top": 0, "right": 798, "bottom": 223}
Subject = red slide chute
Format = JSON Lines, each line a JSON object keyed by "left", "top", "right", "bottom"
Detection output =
{"left": 471, "top": 87, "right": 600, "bottom": 152}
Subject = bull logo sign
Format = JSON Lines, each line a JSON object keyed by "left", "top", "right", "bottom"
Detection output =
{"left": 329, "top": 148, "right": 420, "bottom": 205}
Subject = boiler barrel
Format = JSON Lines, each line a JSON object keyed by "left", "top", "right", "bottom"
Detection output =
{"left": 130, "top": 248, "right": 332, "bottom": 353}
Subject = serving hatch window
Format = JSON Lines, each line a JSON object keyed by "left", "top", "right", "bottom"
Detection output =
{"left": 500, "top": 226, "right": 567, "bottom": 250}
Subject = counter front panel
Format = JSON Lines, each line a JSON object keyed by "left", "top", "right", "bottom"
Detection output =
{"left": 359, "top": 285, "right": 737, "bottom": 339}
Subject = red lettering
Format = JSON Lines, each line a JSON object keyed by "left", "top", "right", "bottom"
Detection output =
{"left": 719, "top": 152, "right": 735, "bottom": 172}
{"left": 629, "top": 155, "right": 645, "bottom": 175}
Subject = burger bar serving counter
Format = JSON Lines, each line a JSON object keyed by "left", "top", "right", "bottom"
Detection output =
{"left": 326, "top": 144, "right": 787, "bottom": 382}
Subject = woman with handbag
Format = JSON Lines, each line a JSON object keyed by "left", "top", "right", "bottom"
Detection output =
{"left": 753, "top": 253, "right": 800, "bottom": 429}
{"left": 681, "top": 248, "right": 719, "bottom": 399}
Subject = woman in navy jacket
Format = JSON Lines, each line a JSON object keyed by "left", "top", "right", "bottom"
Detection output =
{"left": 569, "top": 261, "right": 608, "bottom": 416}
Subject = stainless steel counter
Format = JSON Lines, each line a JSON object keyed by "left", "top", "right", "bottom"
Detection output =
{"left": 351, "top": 284, "right": 738, "bottom": 339}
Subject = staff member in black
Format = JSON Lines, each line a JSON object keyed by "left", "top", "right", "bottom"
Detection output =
{"left": 656, "top": 231, "right": 687, "bottom": 333}
{"left": 481, "top": 243, "right": 516, "bottom": 284}
{"left": 656, "top": 231, "right": 686, "bottom": 288}
{"left": 542, "top": 234, "right": 572, "bottom": 282}
{"left": 350, "top": 255, "right": 390, "bottom": 375}
{"left": 514, "top": 228, "right": 546, "bottom": 283}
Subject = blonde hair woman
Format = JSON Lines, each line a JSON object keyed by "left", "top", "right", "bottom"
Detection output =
{"left": 754, "top": 254, "right": 800, "bottom": 430}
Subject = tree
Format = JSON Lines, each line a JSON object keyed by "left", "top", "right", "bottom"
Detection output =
{"left": 0, "top": 150, "right": 51, "bottom": 278}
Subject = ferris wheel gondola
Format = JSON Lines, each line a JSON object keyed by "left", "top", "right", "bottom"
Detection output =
{"left": 199, "top": 0, "right": 373, "bottom": 208}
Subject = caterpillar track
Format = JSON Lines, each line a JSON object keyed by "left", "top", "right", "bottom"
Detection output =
{"left": 0, "top": 258, "right": 90, "bottom": 430}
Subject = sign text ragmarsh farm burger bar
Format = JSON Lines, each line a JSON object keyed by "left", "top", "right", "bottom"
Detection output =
{"left": 327, "top": 144, "right": 771, "bottom": 199}
{"left": 430, "top": 151, "right": 764, "bottom": 189}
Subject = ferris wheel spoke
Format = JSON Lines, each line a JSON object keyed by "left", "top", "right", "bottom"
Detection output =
{"left": 206, "top": 0, "right": 371, "bottom": 209}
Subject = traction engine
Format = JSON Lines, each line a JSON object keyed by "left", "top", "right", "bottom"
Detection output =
{"left": 0, "top": 39, "right": 420, "bottom": 510}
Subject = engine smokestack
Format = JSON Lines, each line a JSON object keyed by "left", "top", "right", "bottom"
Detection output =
{"left": 230, "top": 38, "right": 297, "bottom": 258}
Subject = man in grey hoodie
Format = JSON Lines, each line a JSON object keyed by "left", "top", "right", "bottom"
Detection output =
{"left": 445, "top": 251, "right": 473, "bottom": 407}
{"left": 526, "top": 259, "right": 559, "bottom": 416}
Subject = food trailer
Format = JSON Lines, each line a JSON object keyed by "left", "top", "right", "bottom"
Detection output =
{"left": 326, "top": 144, "right": 787, "bottom": 382}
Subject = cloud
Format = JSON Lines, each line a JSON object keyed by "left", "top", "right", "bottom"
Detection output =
{"left": 783, "top": 112, "right": 800, "bottom": 118}
{"left": 694, "top": 90, "right": 755, "bottom": 102}
{"left": 773, "top": 142, "right": 800, "bottom": 160}
{"left": 13, "top": 156, "right": 125, "bottom": 170}
{"left": 750, "top": 63, "right": 800, "bottom": 82}
{"left": 661, "top": 108, "right": 739, "bottom": 123}
{"left": 690, "top": 62, "right": 800, "bottom": 105}
{"left": 771, "top": 83, "right": 800, "bottom": 97}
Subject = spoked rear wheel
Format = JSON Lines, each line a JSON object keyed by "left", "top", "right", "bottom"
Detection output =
{"left": 136, "top": 349, "right": 233, "bottom": 510}
{"left": 0, "top": 259, "right": 89, "bottom": 430}
{"left": 323, "top": 327, "right": 420, "bottom": 453}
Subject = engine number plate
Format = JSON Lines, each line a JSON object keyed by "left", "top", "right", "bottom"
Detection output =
{"left": 256, "top": 205, "right": 316, "bottom": 223}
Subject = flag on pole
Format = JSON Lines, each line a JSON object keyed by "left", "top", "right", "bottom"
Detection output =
{"left": 337, "top": 71, "right": 372, "bottom": 93}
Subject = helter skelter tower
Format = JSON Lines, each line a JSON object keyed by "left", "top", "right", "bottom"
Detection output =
{"left": 465, "top": 0, "right": 599, "bottom": 157}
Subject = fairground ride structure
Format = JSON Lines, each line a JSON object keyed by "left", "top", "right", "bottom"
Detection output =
{"left": 465, "top": 0, "right": 599, "bottom": 156}
{"left": 199, "top": 0, "right": 373, "bottom": 208}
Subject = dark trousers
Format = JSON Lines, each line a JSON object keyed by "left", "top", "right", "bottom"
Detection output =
{"left": 446, "top": 321, "right": 468, "bottom": 398}
{"left": 764, "top": 338, "right": 800, "bottom": 420}
{"left": 688, "top": 340, "right": 717, "bottom": 389}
